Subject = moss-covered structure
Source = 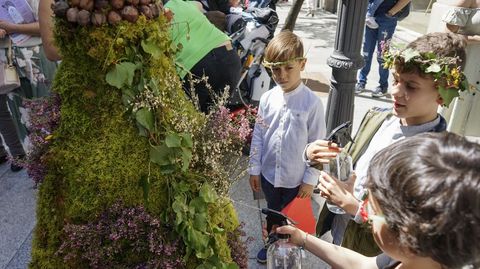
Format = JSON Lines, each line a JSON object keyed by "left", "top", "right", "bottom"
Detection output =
{"left": 31, "top": 5, "right": 246, "bottom": 269}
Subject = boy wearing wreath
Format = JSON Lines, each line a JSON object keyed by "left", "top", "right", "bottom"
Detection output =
{"left": 305, "top": 32, "right": 469, "bottom": 255}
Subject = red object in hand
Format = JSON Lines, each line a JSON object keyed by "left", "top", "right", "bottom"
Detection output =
{"left": 281, "top": 197, "right": 316, "bottom": 234}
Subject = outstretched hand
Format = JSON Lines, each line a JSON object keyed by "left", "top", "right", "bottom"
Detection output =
{"left": 306, "top": 140, "right": 341, "bottom": 164}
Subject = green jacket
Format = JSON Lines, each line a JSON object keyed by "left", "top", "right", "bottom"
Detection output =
{"left": 316, "top": 107, "right": 448, "bottom": 256}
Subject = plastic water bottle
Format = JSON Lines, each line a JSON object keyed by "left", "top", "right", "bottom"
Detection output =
{"left": 324, "top": 150, "right": 353, "bottom": 214}
{"left": 267, "top": 233, "right": 302, "bottom": 269}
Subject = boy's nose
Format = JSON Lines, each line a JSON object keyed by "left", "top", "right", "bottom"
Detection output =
{"left": 390, "top": 84, "right": 404, "bottom": 98}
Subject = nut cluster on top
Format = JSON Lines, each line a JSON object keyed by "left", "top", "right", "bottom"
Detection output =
{"left": 52, "top": 0, "right": 163, "bottom": 26}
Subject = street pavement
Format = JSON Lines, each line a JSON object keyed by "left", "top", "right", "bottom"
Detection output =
{"left": 0, "top": 2, "right": 424, "bottom": 268}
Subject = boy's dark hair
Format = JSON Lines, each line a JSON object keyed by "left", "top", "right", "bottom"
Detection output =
{"left": 394, "top": 32, "right": 467, "bottom": 75}
{"left": 367, "top": 132, "right": 480, "bottom": 268}
{"left": 264, "top": 30, "right": 304, "bottom": 64}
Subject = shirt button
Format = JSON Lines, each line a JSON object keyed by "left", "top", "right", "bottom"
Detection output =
{"left": 276, "top": 165, "right": 280, "bottom": 168}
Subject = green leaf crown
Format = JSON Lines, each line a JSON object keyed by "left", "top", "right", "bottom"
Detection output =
{"left": 382, "top": 47, "right": 469, "bottom": 107}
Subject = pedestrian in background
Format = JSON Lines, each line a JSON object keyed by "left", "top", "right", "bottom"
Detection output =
{"left": 355, "top": 0, "right": 411, "bottom": 98}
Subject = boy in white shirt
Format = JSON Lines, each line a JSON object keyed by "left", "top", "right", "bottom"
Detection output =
{"left": 248, "top": 30, "right": 326, "bottom": 263}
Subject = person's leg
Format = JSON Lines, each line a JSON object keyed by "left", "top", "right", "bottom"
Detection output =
{"left": 376, "top": 17, "right": 397, "bottom": 91}
{"left": 357, "top": 26, "right": 377, "bottom": 88}
{"left": 0, "top": 94, "right": 25, "bottom": 158}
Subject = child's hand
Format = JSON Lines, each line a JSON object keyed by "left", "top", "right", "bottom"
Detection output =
{"left": 249, "top": 175, "right": 261, "bottom": 192}
{"left": 318, "top": 171, "right": 359, "bottom": 215}
{"left": 276, "top": 225, "right": 304, "bottom": 246}
{"left": 297, "top": 183, "right": 314, "bottom": 198}
{"left": 306, "top": 140, "right": 341, "bottom": 164}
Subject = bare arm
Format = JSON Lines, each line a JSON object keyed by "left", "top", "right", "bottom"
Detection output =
{"left": 387, "top": 0, "right": 411, "bottom": 16}
{"left": 0, "top": 21, "right": 40, "bottom": 36}
{"left": 39, "top": 0, "right": 61, "bottom": 61}
{"left": 276, "top": 225, "right": 378, "bottom": 269}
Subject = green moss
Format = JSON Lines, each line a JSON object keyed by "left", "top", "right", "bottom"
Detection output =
{"left": 32, "top": 13, "right": 239, "bottom": 269}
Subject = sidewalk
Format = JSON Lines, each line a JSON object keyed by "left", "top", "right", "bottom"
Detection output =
{"left": 0, "top": 3, "right": 426, "bottom": 269}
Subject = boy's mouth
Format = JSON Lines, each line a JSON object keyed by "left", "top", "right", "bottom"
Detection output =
{"left": 393, "top": 101, "right": 406, "bottom": 109}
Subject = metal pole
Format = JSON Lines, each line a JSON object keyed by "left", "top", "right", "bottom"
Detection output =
{"left": 325, "top": 0, "right": 368, "bottom": 134}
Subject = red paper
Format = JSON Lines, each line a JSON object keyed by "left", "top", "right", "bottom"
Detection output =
{"left": 281, "top": 197, "right": 316, "bottom": 234}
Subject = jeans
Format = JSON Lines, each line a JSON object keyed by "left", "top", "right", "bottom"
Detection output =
{"left": 366, "top": 0, "right": 384, "bottom": 17}
{"left": 183, "top": 44, "right": 241, "bottom": 113}
{"left": 0, "top": 94, "right": 25, "bottom": 158}
{"left": 260, "top": 174, "right": 300, "bottom": 233}
{"left": 358, "top": 15, "right": 397, "bottom": 90}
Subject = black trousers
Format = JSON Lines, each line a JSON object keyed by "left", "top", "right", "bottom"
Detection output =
{"left": 183, "top": 44, "right": 241, "bottom": 113}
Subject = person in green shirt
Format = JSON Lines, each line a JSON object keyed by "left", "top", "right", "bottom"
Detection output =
{"left": 165, "top": 0, "right": 241, "bottom": 112}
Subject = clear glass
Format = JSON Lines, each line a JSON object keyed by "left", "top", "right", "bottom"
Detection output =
{"left": 324, "top": 150, "right": 353, "bottom": 214}
{"left": 267, "top": 238, "right": 302, "bottom": 269}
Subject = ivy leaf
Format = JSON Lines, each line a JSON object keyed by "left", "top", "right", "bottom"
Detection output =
{"left": 199, "top": 184, "right": 217, "bottom": 203}
{"left": 193, "top": 213, "right": 208, "bottom": 232}
{"left": 135, "top": 108, "right": 155, "bottom": 131}
{"left": 150, "top": 145, "right": 173, "bottom": 165}
{"left": 106, "top": 62, "right": 137, "bottom": 89}
{"left": 180, "top": 147, "right": 192, "bottom": 172}
{"left": 187, "top": 229, "right": 211, "bottom": 258}
{"left": 181, "top": 133, "right": 193, "bottom": 148}
{"left": 160, "top": 164, "right": 176, "bottom": 174}
{"left": 402, "top": 48, "right": 420, "bottom": 62}
{"left": 189, "top": 197, "right": 207, "bottom": 214}
{"left": 165, "top": 133, "right": 182, "bottom": 148}
{"left": 438, "top": 86, "right": 460, "bottom": 108}
{"left": 425, "top": 63, "right": 441, "bottom": 73}
{"left": 141, "top": 39, "right": 163, "bottom": 58}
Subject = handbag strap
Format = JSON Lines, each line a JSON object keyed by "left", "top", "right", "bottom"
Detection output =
{"left": 7, "top": 39, "right": 14, "bottom": 66}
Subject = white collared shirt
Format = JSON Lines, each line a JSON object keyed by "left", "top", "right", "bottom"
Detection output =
{"left": 248, "top": 83, "right": 326, "bottom": 188}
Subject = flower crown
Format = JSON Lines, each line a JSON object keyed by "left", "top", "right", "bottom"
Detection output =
{"left": 382, "top": 47, "right": 469, "bottom": 107}
{"left": 262, "top": 57, "right": 306, "bottom": 69}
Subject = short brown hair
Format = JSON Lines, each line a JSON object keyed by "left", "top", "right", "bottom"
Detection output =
{"left": 264, "top": 30, "right": 304, "bottom": 63}
{"left": 394, "top": 32, "right": 467, "bottom": 75}
{"left": 367, "top": 132, "right": 480, "bottom": 268}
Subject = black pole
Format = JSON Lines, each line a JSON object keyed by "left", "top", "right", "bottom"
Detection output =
{"left": 325, "top": 0, "right": 368, "bottom": 134}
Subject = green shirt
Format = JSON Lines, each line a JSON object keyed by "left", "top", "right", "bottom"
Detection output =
{"left": 166, "top": 0, "right": 230, "bottom": 78}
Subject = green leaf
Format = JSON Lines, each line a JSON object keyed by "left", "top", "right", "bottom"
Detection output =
{"left": 193, "top": 213, "right": 208, "bottom": 231}
{"left": 438, "top": 86, "right": 460, "bottom": 108}
{"left": 141, "top": 39, "right": 163, "bottom": 58}
{"left": 165, "top": 133, "right": 182, "bottom": 148}
{"left": 181, "top": 133, "right": 193, "bottom": 148}
{"left": 189, "top": 197, "right": 207, "bottom": 214}
{"left": 199, "top": 184, "right": 217, "bottom": 203}
{"left": 187, "top": 229, "right": 211, "bottom": 257}
{"left": 402, "top": 48, "right": 420, "bottom": 62}
{"left": 425, "top": 63, "right": 441, "bottom": 73}
{"left": 160, "top": 164, "right": 177, "bottom": 174}
{"left": 150, "top": 145, "right": 173, "bottom": 165}
{"left": 181, "top": 147, "right": 192, "bottom": 172}
{"left": 135, "top": 108, "right": 155, "bottom": 131}
{"left": 106, "top": 62, "right": 138, "bottom": 89}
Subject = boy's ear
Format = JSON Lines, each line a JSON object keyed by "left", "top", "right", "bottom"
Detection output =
{"left": 436, "top": 94, "right": 444, "bottom": 106}
{"left": 300, "top": 58, "right": 307, "bottom": 71}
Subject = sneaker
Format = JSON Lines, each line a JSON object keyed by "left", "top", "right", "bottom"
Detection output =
{"left": 355, "top": 83, "right": 366, "bottom": 94}
{"left": 10, "top": 155, "right": 25, "bottom": 172}
{"left": 371, "top": 86, "right": 387, "bottom": 98}
{"left": 256, "top": 247, "right": 267, "bottom": 264}
{"left": 365, "top": 16, "right": 379, "bottom": 29}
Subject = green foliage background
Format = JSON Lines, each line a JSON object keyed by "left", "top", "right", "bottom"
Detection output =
{"left": 30, "top": 15, "right": 240, "bottom": 268}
